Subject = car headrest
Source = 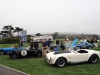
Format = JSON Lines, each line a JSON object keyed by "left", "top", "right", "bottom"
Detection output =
{"left": 27, "top": 46, "right": 30, "bottom": 50}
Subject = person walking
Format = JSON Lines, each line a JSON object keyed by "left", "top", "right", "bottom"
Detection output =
{"left": 42, "top": 39, "right": 49, "bottom": 61}
{"left": 65, "top": 38, "right": 71, "bottom": 51}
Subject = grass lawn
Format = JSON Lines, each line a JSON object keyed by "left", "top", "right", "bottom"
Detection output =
{"left": 0, "top": 43, "right": 100, "bottom": 75}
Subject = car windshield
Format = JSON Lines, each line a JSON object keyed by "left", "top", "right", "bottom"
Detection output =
{"left": 54, "top": 50, "right": 71, "bottom": 54}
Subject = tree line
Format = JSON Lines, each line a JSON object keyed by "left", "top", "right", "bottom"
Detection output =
{"left": 35, "top": 32, "right": 99, "bottom": 40}
{"left": 0, "top": 25, "right": 99, "bottom": 44}
{"left": 0, "top": 25, "right": 23, "bottom": 38}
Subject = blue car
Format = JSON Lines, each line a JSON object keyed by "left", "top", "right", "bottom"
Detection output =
{"left": 0, "top": 47, "right": 27, "bottom": 55}
{"left": 71, "top": 39, "right": 93, "bottom": 50}
{"left": 74, "top": 42, "right": 93, "bottom": 49}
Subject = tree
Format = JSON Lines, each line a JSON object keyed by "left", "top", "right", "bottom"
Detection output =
{"left": 3, "top": 25, "right": 14, "bottom": 38}
{"left": 92, "top": 34, "right": 99, "bottom": 39}
{"left": 52, "top": 32, "right": 59, "bottom": 39}
{"left": 13, "top": 27, "right": 23, "bottom": 36}
{"left": 0, "top": 31, "right": 2, "bottom": 35}
{"left": 1, "top": 31, "right": 9, "bottom": 38}
{"left": 27, "top": 35, "right": 31, "bottom": 37}
{"left": 35, "top": 33, "right": 43, "bottom": 36}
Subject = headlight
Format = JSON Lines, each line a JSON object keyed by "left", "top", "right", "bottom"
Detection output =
{"left": 50, "top": 57, "right": 52, "bottom": 62}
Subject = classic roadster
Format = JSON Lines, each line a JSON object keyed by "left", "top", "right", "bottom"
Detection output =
{"left": 46, "top": 49, "right": 100, "bottom": 67}
{"left": 8, "top": 48, "right": 42, "bottom": 59}
{"left": 74, "top": 42, "right": 93, "bottom": 49}
{"left": 71, "top": 39, "right": 93, "bottom": 49}
{"left": 0, "top": 46, "right": 27, "bottom": 55}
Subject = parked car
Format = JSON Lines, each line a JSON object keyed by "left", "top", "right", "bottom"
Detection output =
{"left": 0, "top": 46, "right": 27, "bottom": 55}
{"left": 8, "top": 48, "right": 42, "bottom": 59}
{"left": 74, "top": 42, "right": 93, "bottom": 49}
{"left": 50, "top": 44, "right": 57, "bottom": 50}
{"left": 46, "top": 49, "right": 100, "bottom": 67}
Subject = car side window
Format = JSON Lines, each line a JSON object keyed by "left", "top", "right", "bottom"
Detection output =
{"left": 78, "top": 50, "right": 88, "bottom": 53}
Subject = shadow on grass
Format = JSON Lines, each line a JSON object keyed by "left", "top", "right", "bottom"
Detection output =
{"left": 44, "top": 61, "right": 99, "bottom": 68}
{"left": 7, "top": 57, "right": 39, "bottom": 61}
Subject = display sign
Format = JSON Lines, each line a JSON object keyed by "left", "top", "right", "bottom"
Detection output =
{"left": 20, "top": 30, "right": 27, "bottom": 43}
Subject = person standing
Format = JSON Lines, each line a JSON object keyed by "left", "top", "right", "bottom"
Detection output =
{"left": 46, "top": 39, "right": 51, "bottom": 52}
{"left": 93, "top": 38, "right": 98, "bottom": 48}
{"left": 54, "top": 45, "right": 58, "bottom": 52}
{"left": 56, "top": 38, "right": 60, "bottom": 49}
{"left": 87, "top": 38, "right": 91, "bottom": 43}
{"left": 65, "top": 38, "right": 71, "bottom": 51}
{"left": 60, "top": 40, "right": 65, "bottom": 50}
{"left": 30, "top": 40, "right": 33, "bottom": 49}
{"left": 34, "top": 40, "right": 39, "bottom": 49}
{"left": 19, "top": 39, "right": 23, "bottom": 47}
{"left": 91, "top": 38, "right": 94, "bottom": 44}
{"left": 84, "top": 38, "right": 87, "bottom": 42}
{"left": 42, "top": 39, "right": 49, "bottom": 61}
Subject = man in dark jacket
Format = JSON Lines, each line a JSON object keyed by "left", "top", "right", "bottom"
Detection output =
{"left": 34, "top": 40, "right": 39, "bottom": 49}
{"left": 46, "top": 39, "right": 51, "bottom": 52}
{"left": 42, "top": 39, "right": 49, "bottom": 61}
{"left": 30, "top": 40, "right": 33, "bottom": 49}
{"left": 56, "top": 38, "right": 60, "bottom": 49}
{"left": 47, "top": 39, "right": 51, "bottom": 47}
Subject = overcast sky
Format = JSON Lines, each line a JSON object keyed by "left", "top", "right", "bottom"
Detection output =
{"left": 0, "top": 0, "right": 100, "bottom": 35}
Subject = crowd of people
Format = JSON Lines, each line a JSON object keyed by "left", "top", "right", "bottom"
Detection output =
{"left": 18, "top": 37, "right": 98, "bottom": 61}
{"left": 80, "top": 38, "right": 98, "bottom": 48}
{"left": 55, "top": 37, "right": 98, "bottom": 50}
{"left": 55, "top": 38, "right": 71, "bottom": 51}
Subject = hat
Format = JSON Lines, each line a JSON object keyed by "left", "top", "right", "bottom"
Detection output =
{"left": 66, "top": 38, "right": 69, "bottom": 41}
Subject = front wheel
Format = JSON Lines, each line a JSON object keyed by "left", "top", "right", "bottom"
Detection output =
{"left": 10, "top": 51, "right": 19, "bottom": 59}
{"left": 88, "top": 54, "right": 99, "bottom": 63}
{"left": 0, "top": 50, "right": 5, "bottom": 55}
{"left": 55, "top": 57, "right": 67, "bottom": 67}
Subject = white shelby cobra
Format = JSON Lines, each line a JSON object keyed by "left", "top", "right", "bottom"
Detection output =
{"left": 46, "top": 49, "right": 100, "bottom": 67}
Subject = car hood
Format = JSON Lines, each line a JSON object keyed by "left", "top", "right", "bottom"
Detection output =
{"left": 0, "top": 47, "right": 14, "bottom": 50}
{"left": 85, "top": 49, "right": 99, "bottom": 52}
{"left": 46, "top": 51, "right": 71, "bottom": 56}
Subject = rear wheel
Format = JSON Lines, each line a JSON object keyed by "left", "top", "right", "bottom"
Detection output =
{"left": 36, "top": 52, "right": 42, "bottom": 57}
{"left": 55, "top": 57, "right": 67, "bottom": 67}
{"left": 0, "top": 50, "right": 5, "bottom": 55}
{"left": 88, "top": 54, "right": 99, "bottom": 63}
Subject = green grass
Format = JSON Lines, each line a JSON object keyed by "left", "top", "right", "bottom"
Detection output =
{"left": 0, "top": 55, "right": 100, "bottom": 75}
{"left": 0, "top": 43, "right": 100, "bottom": 75}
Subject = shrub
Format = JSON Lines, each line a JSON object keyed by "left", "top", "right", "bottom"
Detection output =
{"left": 0, "top": 38, "right": 19, "bottom": 44}
{"left": 0, "top": 37, "right": 32, "bottom": 44}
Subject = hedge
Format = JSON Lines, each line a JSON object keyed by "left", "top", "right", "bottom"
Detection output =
{"left": 0, "top": 37, "right": 31, "bottom": 44}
